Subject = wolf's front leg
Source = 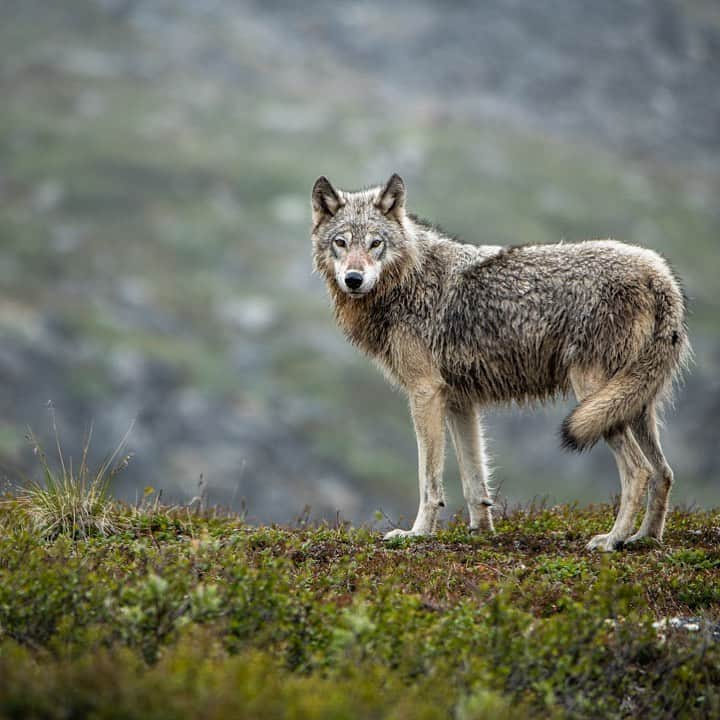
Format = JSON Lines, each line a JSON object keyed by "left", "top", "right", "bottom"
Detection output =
{"left": 447, "top": 404, "right": 494, "bottom": 533}
{"left": 384, "top": 385, "right": 446, "bottom": 540}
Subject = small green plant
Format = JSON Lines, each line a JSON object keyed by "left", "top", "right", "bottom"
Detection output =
{"left": 664, "top": 548, "right": 720, "bottom": 570}
{"left": 16, "top": 411, "right": 132, "bottom": 539}
{"left": 536, "top": 555, "right": 591, "bottom": 581}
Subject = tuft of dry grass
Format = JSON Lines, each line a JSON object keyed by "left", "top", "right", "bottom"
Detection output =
{"left": 16, "top": 411, "right": 132, "bottom": 539}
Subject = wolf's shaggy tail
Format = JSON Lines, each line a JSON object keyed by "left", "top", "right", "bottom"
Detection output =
{"left": 560, "top": 281, "right": 689, "bottom": 452}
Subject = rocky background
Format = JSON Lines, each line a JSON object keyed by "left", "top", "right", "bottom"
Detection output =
{"left": 1, "top": 0, "right": 718, "bottom": 524}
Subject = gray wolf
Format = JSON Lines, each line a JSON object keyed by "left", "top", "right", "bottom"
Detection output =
{"left": 311, "top": 173, "right": 689, "bottom": 551}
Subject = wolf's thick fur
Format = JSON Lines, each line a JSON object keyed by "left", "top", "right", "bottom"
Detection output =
{"left": 311, "top": 174, "right": 689, "bottom": 551}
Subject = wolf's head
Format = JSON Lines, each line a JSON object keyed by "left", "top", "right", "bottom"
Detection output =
{"left": 311, "top": 174, "right": 417, "bottom": 298}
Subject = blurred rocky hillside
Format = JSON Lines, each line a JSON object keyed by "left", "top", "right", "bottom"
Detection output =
{"left": 0, "top": 0, "right": 718, "bottom": 523}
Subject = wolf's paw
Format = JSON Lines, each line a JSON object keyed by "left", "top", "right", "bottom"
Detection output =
{"left": 383, "top": 528, "right": 431, "bottom": 541}
{"left": 586, "top": 533, "right": 625, "bottom": 552}
{"left": 624, "top": 532, "right": 662, "bottom": 548}
{"left": 469, "top": 524, "right": 495, "bottom": 535}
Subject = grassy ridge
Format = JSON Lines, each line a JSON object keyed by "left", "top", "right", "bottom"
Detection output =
{"left": 0, "top": 501, "right": 719, "bottom": 718}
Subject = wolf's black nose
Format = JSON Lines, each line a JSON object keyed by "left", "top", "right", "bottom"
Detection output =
{"left": 345, "top": 271, "right": 364, "bottom": 290}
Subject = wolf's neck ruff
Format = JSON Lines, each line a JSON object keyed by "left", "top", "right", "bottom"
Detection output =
{"left": 310, "top": 174, "right": 689, "bottom": 552}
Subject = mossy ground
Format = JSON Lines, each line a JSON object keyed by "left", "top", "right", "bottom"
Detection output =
{"left": 0, "top": 500, "right": 719, "bottom": 718}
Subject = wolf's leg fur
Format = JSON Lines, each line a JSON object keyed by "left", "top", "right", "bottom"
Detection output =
{"left": 384, "top": 385, "right": 446, "bottom": 540}
{"left": 570, "top": 368, "right": 653, "bottom": 551}
{"left": 625, "top": 405, "right": 674, "bottom": 543}
{"left": 447, "top": 405, "right": 494, "bottom": 533}
{"left": 586, "top": 428, "right": 654, "bottom": 551}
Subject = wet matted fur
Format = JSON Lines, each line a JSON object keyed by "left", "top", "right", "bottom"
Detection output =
{"left": 311, "top": 174, "right": 690, "bottom": 551}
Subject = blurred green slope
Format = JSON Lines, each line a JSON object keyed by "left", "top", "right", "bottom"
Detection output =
{"left": 0, "top": 0, "right": 718, "bottom": 519}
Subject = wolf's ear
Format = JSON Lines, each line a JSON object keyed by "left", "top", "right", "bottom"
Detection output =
{"left": 312, "top": 176, "right": 344, "bottom": 227}
{"left": 375, "top": 173, "right": 406, "bottom": 219}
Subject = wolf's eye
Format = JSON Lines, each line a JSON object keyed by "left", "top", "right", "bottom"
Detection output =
{"left": 333, "top": 236, "right": 347, "bottom": 248}
{"left": 370, "top": 238, "right": 383, "bottom": 249}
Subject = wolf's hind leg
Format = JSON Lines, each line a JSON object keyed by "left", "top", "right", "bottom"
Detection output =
{"left": 626, "top": 404, "right": 674, "bottom": 544}
{"left": 569, "top": 368, "right": 653, "bottom": 552}
{"left": 586, "top": 427, "right": 654, "bottom": 551}
{"left": 447, "top": 405, "right": 494, "bottom": 533}
{"left": 384, "top": 385, "right": 446, "bottom": 540}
